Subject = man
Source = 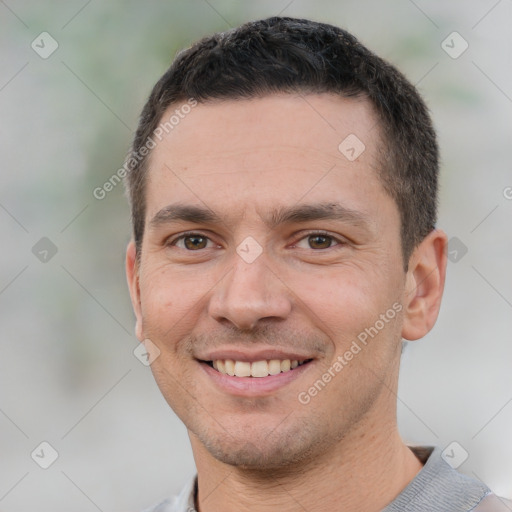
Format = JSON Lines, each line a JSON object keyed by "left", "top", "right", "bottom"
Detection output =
{"left": 124, "top": 17, "right": 504, "bottom": 511}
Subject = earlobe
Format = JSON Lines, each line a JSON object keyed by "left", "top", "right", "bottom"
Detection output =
{"left": 126, "top": 240, "right": 144, "bottom": 341}
{"left": 401, "top": 229, "right": 448, "bottom": 341}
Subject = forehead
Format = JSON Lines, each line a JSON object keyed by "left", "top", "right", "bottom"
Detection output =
{"left": 145, "top": 93, "right": 390, "bottom": 222}
{"left": 151, "top": 93, "right": 379, "bottom": 166}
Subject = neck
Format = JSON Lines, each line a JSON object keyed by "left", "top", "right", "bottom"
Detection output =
{"left": 190, "top": 418, "right": 424, "bottom": 512}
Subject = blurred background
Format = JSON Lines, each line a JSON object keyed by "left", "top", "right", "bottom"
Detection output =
{"left": 1, "top": 1, "right": 511, "bottom": 510}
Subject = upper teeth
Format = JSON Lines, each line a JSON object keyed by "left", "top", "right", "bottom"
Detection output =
{"left": 212, "top": 359, "right": 306, "bottom": 377}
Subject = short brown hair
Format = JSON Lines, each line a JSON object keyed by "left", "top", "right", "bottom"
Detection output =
{"left": 124, "top": 16, "right": 438, "bottom": 268}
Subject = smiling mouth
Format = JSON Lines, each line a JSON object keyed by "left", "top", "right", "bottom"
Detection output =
{"left": 202, "top": 359, "right": 313, "bottom": 378}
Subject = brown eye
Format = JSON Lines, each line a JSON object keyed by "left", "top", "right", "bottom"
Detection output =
{"left": 169, "top": 233, "right": 213, "bottom": 250}
{"left": 294, "top": 232, "right": 344, "bottom": 251}
{"left": 183, "top": 235, "right": 208, "bottom": 250}
{"left": 308, "top": 234, "right": 334, "bottom": 249}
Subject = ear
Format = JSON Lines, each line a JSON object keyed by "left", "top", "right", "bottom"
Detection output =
{"left": 401, "top": 229, "right": 448, "bottom": 341}
{"left": 126, "top": 240, "right": 144, "bottom": 341}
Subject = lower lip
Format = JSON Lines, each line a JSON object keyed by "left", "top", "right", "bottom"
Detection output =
{"left": 198, "top": 361, "right": 314, "bottom": 397}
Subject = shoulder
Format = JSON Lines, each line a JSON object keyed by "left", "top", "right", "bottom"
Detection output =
{"left": 140, "top": 476, "right": 197, "bottom": 512}
{"left": 471, "top": 493, "right": 512, "bottom": 511}
{"left": 140, "top": 499, "right": 174, "bottom": 512}
{"left": 383, "top": 446, "right": 507, "bottom": 511}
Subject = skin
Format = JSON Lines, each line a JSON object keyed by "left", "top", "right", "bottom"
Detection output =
{"left": 126, "top": 93, "right": 447, "bottom": 512}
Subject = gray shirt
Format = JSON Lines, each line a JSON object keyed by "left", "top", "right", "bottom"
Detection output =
{"left": 142, "top": 446, "right": 509, "bottom": 511}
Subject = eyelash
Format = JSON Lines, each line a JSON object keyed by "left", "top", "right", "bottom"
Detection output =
{"left": 166, "top": 230, "right": 346, "bottom": 251}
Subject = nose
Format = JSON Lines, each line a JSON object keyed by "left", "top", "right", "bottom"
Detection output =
{"left": 208, "top": 251, "right": 293, "bottom": 331}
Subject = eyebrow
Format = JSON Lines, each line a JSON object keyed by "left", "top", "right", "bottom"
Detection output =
{"left": 265, "top": 203, "right": 370, "bottom": 230}
{"left": 149, "top": 202, "right": 371, "bottom": 230}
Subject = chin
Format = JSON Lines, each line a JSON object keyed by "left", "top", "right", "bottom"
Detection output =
{"left": 192, "top": 419, "right": 328, "bottom": 470}
{"left": 205, "top": 442, "right": 310, "bottom": 470}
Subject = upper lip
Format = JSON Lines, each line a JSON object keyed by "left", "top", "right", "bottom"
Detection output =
{"left": 196, "top": 347, "right": 315, "bottom": 363}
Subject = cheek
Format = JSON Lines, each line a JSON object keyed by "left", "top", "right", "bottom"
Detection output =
{"left": 138, "top": 263, "right": 223, "bottom": 344}
{"left": 139, "top": 279, "right": 174, "bottom": 327}
{"left": 138, "top": 266, "right": 189, "bottom": 337}
{"left": 141, "top": 263, "right": 202, "bottom": 306}
{"left": 290, "top": 266, "right": 382, "bottom": 327}
{"left": 289, "top": 265, "right": 403, "bottom": 363}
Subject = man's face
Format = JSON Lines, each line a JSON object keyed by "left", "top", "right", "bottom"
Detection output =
{"left": 127, "top": 94, "right": 409, "bottom": 469}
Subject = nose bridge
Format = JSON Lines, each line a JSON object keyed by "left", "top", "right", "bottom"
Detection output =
{"left": 208, "top": 247, "right": 292, "bottom": 330}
